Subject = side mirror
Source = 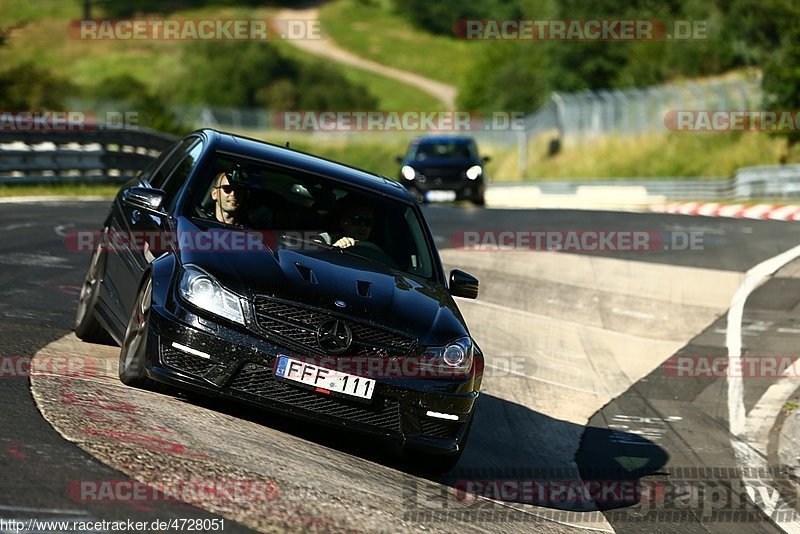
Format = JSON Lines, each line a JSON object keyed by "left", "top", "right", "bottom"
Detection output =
{"left": 449, "top": 269, "right": 479, "bottom": 299}
{"left": 395, "top": 155, "right": 404, "bottom": 164}
{"left": 481, "top": 155, "right": 491, "bottom": 163}
{"left": 122, "top": 186, "right": 167, "bottom": 213}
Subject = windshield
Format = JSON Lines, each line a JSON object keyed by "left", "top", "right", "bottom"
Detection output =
{"left": 408, "top": 139, "right": 477, "bottom": 161}
{"left": 191, "top": 152, "right": 437, "bottom": 280}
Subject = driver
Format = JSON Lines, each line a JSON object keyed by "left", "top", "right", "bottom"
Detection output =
{"left": 332, "top": 199, "right": 374, "bottom": 249}
{"left": 210, "top": 169, "right": 249, "bottom": 226}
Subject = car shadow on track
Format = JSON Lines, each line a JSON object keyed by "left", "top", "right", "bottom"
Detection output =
{"left": 173, "top": 390, "right": 667, "bottom": 515}
{"left": 439, "top": 394, "right": 669, "bottom": 513}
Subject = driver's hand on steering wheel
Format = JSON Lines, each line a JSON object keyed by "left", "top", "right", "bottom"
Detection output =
{"left": 333, "top": 236, "right": 357, "bottom": 248}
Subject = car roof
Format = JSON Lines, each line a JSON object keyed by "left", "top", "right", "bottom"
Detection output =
{"left": 195, "top": 129, "right": 412, "bottom": 202}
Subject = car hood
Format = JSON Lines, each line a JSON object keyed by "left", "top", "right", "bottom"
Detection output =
{"left": 176, "top": 217, "right": 467, "bottom": 346}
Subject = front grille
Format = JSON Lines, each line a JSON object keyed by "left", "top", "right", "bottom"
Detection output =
{"left": 229, "top": 362, "right": 402, "bottom": 433}
{"left": 161, "top": 345, "right": 218, "bottom": 377}
{"left": 420, "top": 168, "right": 464, "bottom": 185}
{"left": 252, "top": 296, "right": 416, "bottom": 358}
{"left": 420, "top": 418, "right": 462, "bottom": 439}
{"left": 421, "top": 168, "right": 462, "bottom": 179}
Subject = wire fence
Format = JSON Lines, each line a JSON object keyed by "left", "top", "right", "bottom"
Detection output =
{"left": 65, "top": 77, "right": 764, "bottom": 180}
{"left": 503, "top": 78, "right": 763, "bottom": 175}
{"left": 163, "top": 78, "right": 763, "bottom": 174}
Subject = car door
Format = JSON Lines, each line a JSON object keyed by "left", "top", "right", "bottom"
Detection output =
{"left": 101, "top": 140, "right": 183, "bottom": 328}
{"left": 110, "top": 137, "right": 204, "bottom": 323}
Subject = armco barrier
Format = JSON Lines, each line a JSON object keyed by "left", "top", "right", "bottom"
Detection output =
{"left": 0, "top": 128, "right": 176, "bottom": 185}
{"left": 733, "top": 164, "right": 800, "bottom": 199}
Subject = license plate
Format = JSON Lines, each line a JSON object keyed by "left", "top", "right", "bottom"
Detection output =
{"left": 274, "top": 356, "right": 375, "bottom": 400}
{"left": 425, "top": 190, "right": 457, "bottom": 202}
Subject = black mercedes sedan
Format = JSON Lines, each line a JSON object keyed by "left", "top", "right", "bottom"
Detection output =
{"left": 396, "top": 136, "right": 489, "bottom": 206}
{"left": 74, "top": 129, "right": 483, "bottom": 471}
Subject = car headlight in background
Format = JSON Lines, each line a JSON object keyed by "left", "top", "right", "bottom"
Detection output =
{"left": 179, "top": 265, "right": 244, "bottom": 324}
{"left": 419, "top": 336, "right": 474, "bottom": 375}
{"left": 465, "top": 165, "right": 482, "bottom": 180}
{"left": 401, "top": 165, "right": 417, "bottom": 180}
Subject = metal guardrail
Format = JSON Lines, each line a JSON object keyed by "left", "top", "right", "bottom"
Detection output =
{"left": 498, "top": 179, "right": 731, "bottom": 200}
{"left": 2, "top": 128, "right": 799, "bottom": 202}
{"left": 493, "top": 169, "right": 800, "bottom": 201}
{"left": 0, "top": 128, "right": 176, "bottom": 185}
{"left": 733, "top": 164, "right": 800, "bottom": 199}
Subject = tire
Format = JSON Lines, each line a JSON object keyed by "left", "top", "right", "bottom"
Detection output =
{"left": 472, "top": 195, "right": 485, "bottom": 207}
{"left": 74, "top": 243, "right": 110, "bottom": 343}
{"left": 119, "top": 275, "right": 157, "bottom": 389}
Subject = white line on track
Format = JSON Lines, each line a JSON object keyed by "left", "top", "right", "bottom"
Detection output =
{"left": 726, "top": 243, "right": 800, "bottom": 533}
{"left": 53, "top": 223, "right": 74, "bottom": 237}
{"left": 472, "top": 496, "right": 614, "bottom": 533}
{"left": 0, "top": 222, "right": 37, "bottom": 232}
{"left": 611, "top": 308, "right": 655, "bottom": 320}
{"left": 0, "top": 504, "right": 89, "bottom": 515}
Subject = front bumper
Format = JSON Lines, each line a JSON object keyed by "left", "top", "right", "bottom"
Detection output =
{"left": 144, "top": 300, "right": 480, "bottom": 454}
{"left": 402, "top": 178, "right": 484, "bottom": 202}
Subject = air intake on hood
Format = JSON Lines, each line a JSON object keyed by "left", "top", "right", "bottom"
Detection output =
{"left": 356, "top": 280, "right": 372, "bottom": 297}
{"left": 294, "top": 263, "right": 317, "bottom": 284}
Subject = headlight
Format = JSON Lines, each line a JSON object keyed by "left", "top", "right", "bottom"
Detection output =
{"left": 466, "top": 165, "right": 482, "bottom": 180}
{"left": 401, "top": 165, "right": 417, "bottom": 180}
{"left": 419, "top": 336, "right": 474, "bottom": 375}
{"left": 178, "top": 265, "right": 244, "bottom": 324}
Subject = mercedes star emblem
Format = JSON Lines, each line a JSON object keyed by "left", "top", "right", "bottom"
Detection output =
{"left": 316, "top": 319, "right": 353, "bottom": 354}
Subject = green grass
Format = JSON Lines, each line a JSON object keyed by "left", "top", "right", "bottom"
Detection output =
{"left": 0, "top": 183, "right": 120, "bottom": 197}
{"left": 506, "top": 131, "right": 792, "bottom": 180}
{"left": 271, "top": 37, "right": 443, "bottom": 111}
{"left": 318, "top": 0, "right": 474, "bottom": 86}
{"left": 0, "top": 0, "right": 78, "bottom": 26}
{"left": 0, "top": 3, "right": 443, "bottom": 112}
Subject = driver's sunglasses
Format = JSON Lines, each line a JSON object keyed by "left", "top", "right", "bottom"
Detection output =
{"left": 348, "top": 214, "right": 374, "bottom": 226}
{"left": 215, "top": 183, "right": 246, "bottom": 195}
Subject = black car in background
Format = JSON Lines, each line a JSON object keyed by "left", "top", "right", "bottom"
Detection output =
{"left": 74, "top": 129, "right": 483, "bottom": 471}
{"left": 396, "top": 136, "right": 489, "bottom": 206}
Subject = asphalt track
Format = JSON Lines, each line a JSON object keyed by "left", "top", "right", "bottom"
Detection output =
{"left": 1, "top": 200, "right": 799, "bottom": 533}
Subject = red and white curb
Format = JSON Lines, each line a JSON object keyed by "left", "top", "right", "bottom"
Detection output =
{"left": 652, "top": 202, "right": 800, "bottom": 221}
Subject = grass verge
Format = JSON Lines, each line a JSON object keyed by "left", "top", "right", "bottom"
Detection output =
{"left": 0, "top": 183, "right": 121, "bottom": 198}
{"left": 515, "top": 131, "right": 792, "bottom": 180}
{"left": 318, "top": 0, "right": 473, "bottom": 87}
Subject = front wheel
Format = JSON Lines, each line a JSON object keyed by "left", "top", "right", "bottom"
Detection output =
{"left": 119, "top": 276, "right": 157, "bottom": 389}
{"left": 74, "top": 243, "right": 110, "bottom": 343}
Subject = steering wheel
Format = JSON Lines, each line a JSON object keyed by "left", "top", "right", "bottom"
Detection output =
{"left": 348, "top": 241, "right": 398, "bottom": 268}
